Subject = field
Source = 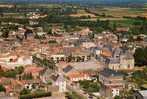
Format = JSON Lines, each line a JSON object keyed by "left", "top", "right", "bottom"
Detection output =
{"left": 16, "top": 4, "right": 62, "bottom": 8}
{"left": 1, "top": 4, "right": 147, "bottom": 30}
{"left": 69, "top": 7, "right": 147, "bottom": 21}
{"left": 95, "top": 7, "right": 147, "bottom": 18}
{"left": 69, "top": 9, "right": 96, "bottom": 18}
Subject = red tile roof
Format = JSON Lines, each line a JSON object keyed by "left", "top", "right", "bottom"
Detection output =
{"left": 24, "top": 66, "right": 44, "bottom": 74}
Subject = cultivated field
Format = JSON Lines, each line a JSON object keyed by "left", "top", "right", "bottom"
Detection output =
{"left": 69, "top": 7, "right": 147, "bottom": 20}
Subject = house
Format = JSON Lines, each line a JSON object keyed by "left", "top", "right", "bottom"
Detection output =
{"left": 71, "top": 48, "right": 91, "bottom": 62}
{"left": 24, "top": 65, "right": 45, "bottom": 79}
{"left": 24, "top": 28, "right": 34, "bottom": 39}
{"left": 94, "top": 47, "right": 101, "bottom": 56}
{"left": 107, "top": 57, "right": 120, "bottom": 70}
{"left": 82, "top": 42, "right": 96, "bottom": 49}
{"left": 29, "top": 20, "right": 39, "bottom": 25}
{"left": 133, "top": 90, "right": 147, "bottom": 99}
{"left": 107, "top": 48, "right": 134, "bottom": 71}
{"left": 67, "top": 71, "right": 90, "bottom": 82}
{"left": 77, "top": 27, "right": 92, "bottom": 36}
{"left": 101, "top": 48, "right": 112, "bottom": 57}
{"left": 0, "top": 54, "right": 33, "bottom": 69}
{"left": 4, "top": 85, "right": 13, "bottom": 95}
{"left": 0, "top": 77, "right": 26, "bottom": 96}
{"left": 50, "top": 54, "right": 66, "bottom": 63}
{"left": 60, "top": 61, "right": 101, "bottom": 82}
{"left": 35, "top": 27, "right": 46, "bottom": 36}
{"left": 99, "top": 69, "right": 125, "bottom": 98}
{"left": 50, "top": 47, "right": 91, "bottom": 63}
{"left": 119, "top": 53, "right": 134, "bottom": 70}
{"left": 116, "top": 27, "right": 129, "bottom": 33}
{"left": 24, "top": 81, "right": 40, "bottom": 90}
{"left": 66, "top": 71, "right": 96, "bottom": 82}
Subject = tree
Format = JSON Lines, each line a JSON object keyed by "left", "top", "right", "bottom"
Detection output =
{"left": 15, "top": 66, "right": 24, "bottom": 74}
{"left": 114, "top": 96, "right": 121, "bottom": 99}
{"left": 0, "top": 67, "right": 24, "bottom": 78}
{"left": 131, "top": 70, "right": 146, "bottom": 87}
{"left": 111, "top": 22, "right": 117, "bottom": 31}
{"left": 65, "top": 91, "right": 84, "bottom": 99}
{"left": 33, "top": 55, "right": 56, "bottom": 70}
{"left": 1, "top": 29, "right": 9, "bottom": 38}
{"left": 22, "top": 73, "right": 33, "bottom": 80}
{"left": 0, "top": 85, "right": 5, "bottom": 92}
{"left": 20, "top": 88, "right": 31, "bottom": 95}
{"left": 79, "top": 80, "right": 100, "bottom": 93}
{"left": 47, "top": 28, "right": 52, "bottom": 35}
{"left": 134, "top": 47, "right": 147, "bottom": 66}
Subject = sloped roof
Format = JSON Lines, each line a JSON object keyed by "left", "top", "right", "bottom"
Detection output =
{"left": 139, "top": 90, "right": 147, "bottom": 98}
{"left": 63, "top": 65, "right": 73, "bottom": 73}
{"left": 100, "top": 68, "right": 123, "bottom": 77}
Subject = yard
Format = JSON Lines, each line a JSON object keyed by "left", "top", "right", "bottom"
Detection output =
{"left": 79, "top": 80, "right": 100, "bottom": 93}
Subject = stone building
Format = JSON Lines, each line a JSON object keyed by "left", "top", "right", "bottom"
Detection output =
{"left": 99, "top": 69, "right": 125, "bottom": 98}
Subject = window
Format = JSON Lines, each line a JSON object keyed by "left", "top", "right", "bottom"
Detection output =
{"left": 128, "top": 65, "right": 130, "bottom": 69}
{"left": 109, "top": 81, "right": 111, "bottom": 84}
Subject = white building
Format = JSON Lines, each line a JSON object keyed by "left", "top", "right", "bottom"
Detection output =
{"left": 0, "top": 54, "right": 33, "bottom": 68}
{"left": 51, "top": 54, "right": 66, "bottom": 62}
{"left": 55, "top": 74, "right": 66, "bottom": 93}
{"left": 99, "top": 69, "right": 125, "bottom": 98}
{"left": 133, "top": 90, "right": 147, "bottom": 99}
{"left": 82, "top": 42, "right": 96, "bottom": 49}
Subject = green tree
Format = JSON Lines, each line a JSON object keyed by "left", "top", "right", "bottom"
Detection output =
{"left": 1, "top": 29, "right": 9, "bottom": 38}
{"left": 0, "top": 85, "right": 5, "bottom": 92}
{"left": 134, "top": 47, "right": 147, "bottom": 66}
{"left": 114, "top": 95, "right": 121, "bottom": 99}
{"left": 20, "top": 88, "right": 31, "bottom": 95}
{"left": 22, "top": 73, "right": 33, "bottom": 80}
{"left": 79, "top": 80, "right": 100, "bottom": 93}
{"left": 65, "top": 91, "right": 84, "bottom": 99}
{"left": 131, "top": 70, "right": 146, "bottom": 87}
{"left": 15, "top": 66, "right": 24, "bottom": 74}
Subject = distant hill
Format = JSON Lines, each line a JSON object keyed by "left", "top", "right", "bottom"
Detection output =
{"left": 0, "top": 0, "right": 147, "bottom": 5}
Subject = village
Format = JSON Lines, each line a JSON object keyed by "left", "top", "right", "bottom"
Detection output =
{"left": 1, "top": 2, "right": 147, "bottom": 99}
{"left": 0, "top": 22, "right": 146, "bottom": 99}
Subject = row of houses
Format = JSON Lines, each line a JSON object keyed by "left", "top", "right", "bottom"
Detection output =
{"left": 81, "top": 31, "right": 134, "bottom": 98}
{"left": 0, "top": 25, "right": 136, "bottom": 99}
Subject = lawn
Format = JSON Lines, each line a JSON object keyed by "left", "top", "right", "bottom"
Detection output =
{"left": 65, "top": 91, "right": 85, "bottom": 99}
{"left": 88, "top": 7, "right": 147, "bottom": 19}
{"left": 79, "top": 80, "right": 100, "bottom": 93}
{"left": 69, "top": 9, "right": 96, "bottom": 18}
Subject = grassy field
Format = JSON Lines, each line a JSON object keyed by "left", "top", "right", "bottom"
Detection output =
{"left": 69, "top": 9, "right": 96, "bottom": 18}
{"left": 16, "top": 4, "right": 62, "bottom": 8}
{"left": 1, "top": 4, "right": 146, "bottom": 28}
{"left": 96, "top": 7, "right": 147, "bottom": 18}
{"left": 70, "top": 7, "right": 147, "bottom": 21}
{"left": 13, "top": 4, "right": 147, "bottom": 20}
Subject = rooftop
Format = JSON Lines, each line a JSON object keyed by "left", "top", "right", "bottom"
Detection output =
{"left": 69, "top": 60, "right": 102, "bottom": 71}
{"left": 24, "top": 65, "right": 44, "bottom": 74}
{"left": 139, "top": 90, "right": 147, "bottom": 98}
{"left": 100, "top": 68, "right": 123, "bottom": 77}
{"left": 63, "top": 65, "right": 73, "bottom": 73}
